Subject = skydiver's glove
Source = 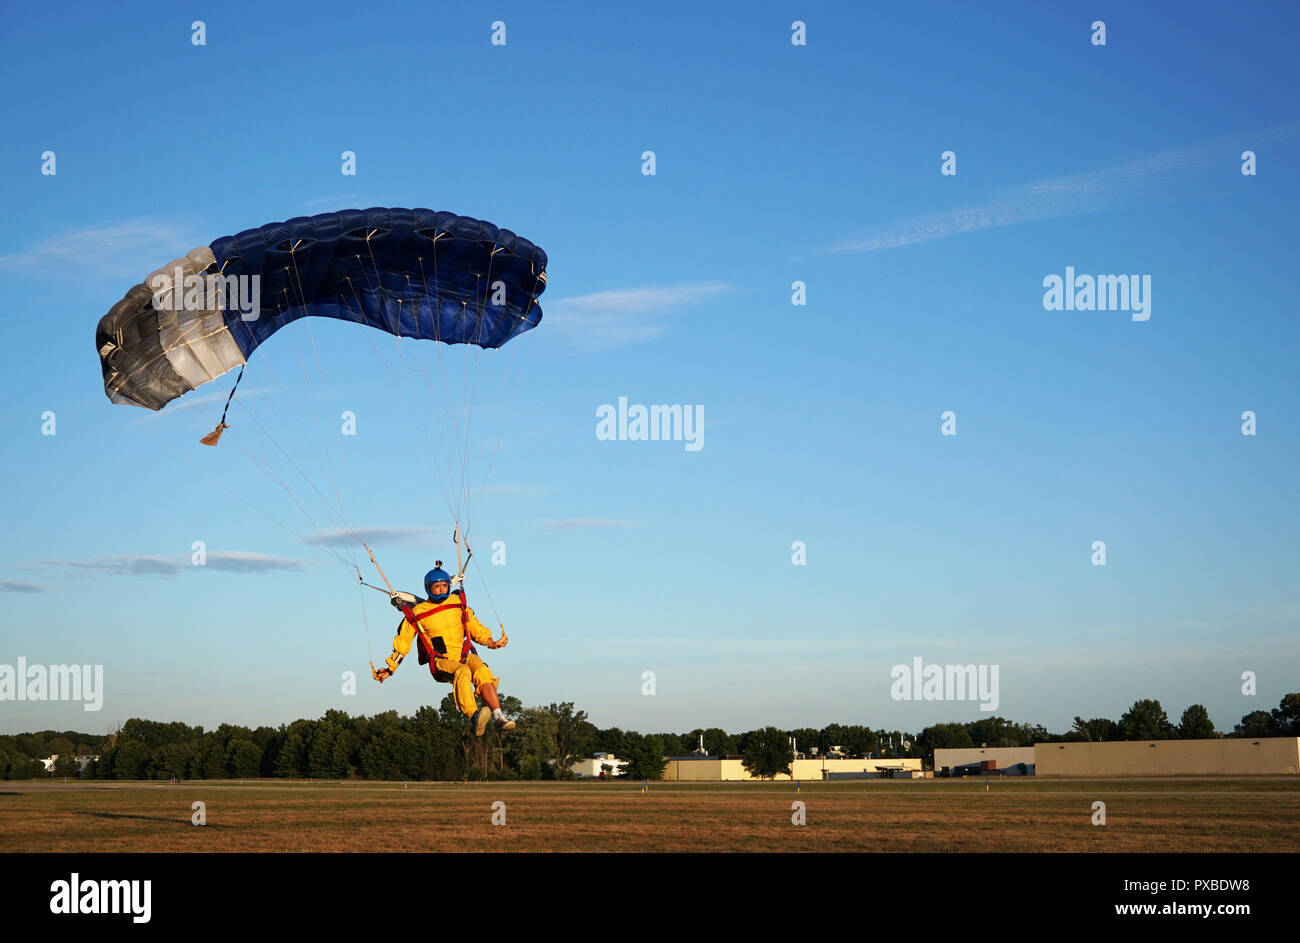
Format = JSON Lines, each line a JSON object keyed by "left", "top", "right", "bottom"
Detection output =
{"left": 389, "top": 591, "right": 419, "bottom": 610}
{"left": 374, "top": 667, "right": 392, "bottom": 682}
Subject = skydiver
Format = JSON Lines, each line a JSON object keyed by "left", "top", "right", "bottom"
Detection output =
{"left": 373, "top": 563, "right": 515, "bottom": 736}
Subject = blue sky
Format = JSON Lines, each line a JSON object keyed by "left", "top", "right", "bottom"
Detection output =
{"left": 1, "top": 2, "right": 1296, "bottom": 738}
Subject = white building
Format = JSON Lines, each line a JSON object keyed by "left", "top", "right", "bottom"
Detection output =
{"left": 568, "top": 753, "right": 627, "bottom": 778}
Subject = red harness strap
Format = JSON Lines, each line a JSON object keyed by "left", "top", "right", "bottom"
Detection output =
{"left": 399, "top": 595, "right": 477, "bottom": 676}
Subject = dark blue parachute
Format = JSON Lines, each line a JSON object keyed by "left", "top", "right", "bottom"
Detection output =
{"left": 97, "top": 207, "right": 547, "bottom": 411}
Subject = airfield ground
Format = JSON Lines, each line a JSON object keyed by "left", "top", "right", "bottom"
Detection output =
{"left": 2, "top": 777, "right": 1296, "bottom": 853}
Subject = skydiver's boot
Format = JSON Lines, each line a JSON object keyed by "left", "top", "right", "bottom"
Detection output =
{"left": 492, "top": 708, "right": 516, "bottom": 732}
{"left": 473, "top": 706, "right": 492, "bottom": 737}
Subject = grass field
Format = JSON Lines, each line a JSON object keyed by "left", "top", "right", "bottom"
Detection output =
{"left": 2, "top": 777, "right": 1297, "bottom": 852}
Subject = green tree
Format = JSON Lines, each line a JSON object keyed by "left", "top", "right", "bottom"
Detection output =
{"left": 1232, "top": 710, "right": 1275, "bottom": 737}
{"left": 619, "top": 733, "right": 667, "bottom": 780}
{"left": 307, "top": 724, "right": 337, "bottom": 778}
{"left": 113, "top": 739, "right": 151, "bottom": 779}
{"left": 1177, "top": 705, "right": 1217, "bottom": 739}
{"left": 1272, "top": 694, "right": 1300, "bottom": 735}
{"left": 839, "top": 725, "right": 875, "bottom": 756}
{"left": 329, "top": 732, "right": 356, "bottom": 778}
{"left": 593, "top": 727, "right": 627, "bottom": 758}
{"left": 741, "top": 727, "right": 793, "bottom": 780}
{"left": 360, "top": 728, "right": 421, "bottom": 780}
{"left": 512, "top": 708, "right": 559, "bottom": 777}
{"left": 1071, "top": 717, "right": 1119, "bottom": 741}
{"left": 230, "top": 740, "right": 262, "bottom": 778}
{"left": 547, "top": 703, "right": 594, "bottom": 780}
{"left": 964, "top": 717, "right": 1019, "bottom": 748}
{"left": 657, "top": 733, "right": 685, "bottom": 756}
{"left": 200, "top": 737, "right": 230, "bottom": 779}
{"left": 1118, "top": 699, "right": 1175, "bottom": 740}
{"left": 704, "top": 727, "right": 737, "bottom": 757}
{"left": 911, "top": 723, "right": 972, "bottom": 767}
{"left": 275, "top": 732, "right": 307, "bottom": 778}
{"left": 155, "top": 741, "right": 195, "bottom": 779}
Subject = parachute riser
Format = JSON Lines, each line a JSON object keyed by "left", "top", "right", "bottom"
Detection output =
{"left": 452, "top": 525, "right": 472, "bottom": 590}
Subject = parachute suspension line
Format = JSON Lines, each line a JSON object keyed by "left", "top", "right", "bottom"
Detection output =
{"left": 224, "top": 401, "right": 359, "bottom": 566}
{"left": 465, "top": 267, "right": 543, "bottom": 534}
{"left": 357, "top": 565, "right": 377, "bottom": 678}
{"left": 458, "top": 247, "right": 501, "bottom": 539}
{"left": 153, "top": 335, "right": 357, "bottom": 570}
{"left": 349, "top": 245, "right": 462, "bottom": 533}
{"left": 366, "top": 238, "right": 462, "bottom": 524}
{"left": 416, "top": 254, "right": 475, "bottom": 533}
{"left": 470, "top": 553, "right": 505, "bottom": 633}
{"left": 200, "top": 364, "right": 244, "bottom": 446}
{"left": 351, "top": 304, "right": 459, "bottom": 532}
{"left": 223, "top": 303, "right": 361, "bottom": 570}
{"left": 466, "top": 314, "right": 528, "bottom": 531}
{"left": 458, "top": 314, "right": 487, "bottom": 540}
{"left": 144, "top": 420, "right": 356, "bottom": 573}
{"left": 462, "top": 262, "right": 544, "bottom": 560}
{"left": 425, "top": 262, "right": 467, "bottom": 531}
{"left": 283, "top": 245, "right": 365, "bottom": 549}
{"left": 277, "top": 261, "right": 359, "bottom": 542}
{"left": 433, "top": 236, "right": 479, "bottom": 533}
{"left": 457, "top": 265, "right": 548, "bottom": 621}
{"left": 224, "top": 355, "right": 356, "bottom": 555}
{"left": 358, "top": 233, "right": 465, "bottom": 530}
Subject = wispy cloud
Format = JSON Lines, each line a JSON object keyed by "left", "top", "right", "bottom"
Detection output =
{"left": 203, "top": 551, "right": 310, "bottom": 573}
{"left": 302, "top": 526, "right": 435, "bottom": 548}
{"left": 540, "top": 518, "right": 642, "bottom": 532}
{"left": 24, "top": 551, "right": 309, "bottom": 578}
{"left": 0, "top": 218, "right": 199, "bottom": 279}
{"left": 545, "top": 282, "right": 733, "bottom": 349}
{"left": 0, "top": 580, "right": 51, "bottom": 594}
{"left": 30, "top": 555, "right": 184, "bottom": 577}
{"left": 824, "top": 123, "right": 1299, "bottom": 254}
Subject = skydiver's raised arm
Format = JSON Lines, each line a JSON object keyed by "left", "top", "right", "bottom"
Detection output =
{"left": 376, "top": 596, "right": 419, "bottom": 680}
{"left": 466, "top": 604, "right": 508, "bottom": 650}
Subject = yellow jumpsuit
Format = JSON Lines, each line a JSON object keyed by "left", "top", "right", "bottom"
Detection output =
{"left": 385, "top": 594, "right": 498, "bottom": 717}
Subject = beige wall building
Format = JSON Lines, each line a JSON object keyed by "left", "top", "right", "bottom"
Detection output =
{"left": 933, "top": 746, "right": 1035, "bottom": 772}
{"left": 568, "top": 754, "right": 627, "bottom": 778}
{"left": 662, "top": 757, "right": 923, "bottom": 781}
{"left": 1035, "top": 737, "right": 1300, "bottom": 776}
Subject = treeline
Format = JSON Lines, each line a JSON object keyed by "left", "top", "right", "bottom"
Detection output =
{"left": 3, "top": 693, "right": 1296, "bottom": 781}
{"left": 916, "top": 696, "right": 1300, "bottom": 765}
{"left": 0, "top": 729, "right": 105, "bottom": 779}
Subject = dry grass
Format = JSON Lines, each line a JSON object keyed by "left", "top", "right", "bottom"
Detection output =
{"left": 2, "top": 777, "right": 1297, "bottom": 852}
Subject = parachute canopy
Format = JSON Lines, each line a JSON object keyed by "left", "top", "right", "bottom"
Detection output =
{"left": 96, "top": 207, "right": 548, "bottom": 410}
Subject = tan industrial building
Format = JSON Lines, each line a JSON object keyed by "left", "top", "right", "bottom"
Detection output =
{"left": 933, "top": 746, "right": 1035, "bottom": 774}
{"left": 662, "top": 756, "right": 923, "bottom": 781}
{"left": 1035, "top": 737, "right": 1300, "bottom": 776}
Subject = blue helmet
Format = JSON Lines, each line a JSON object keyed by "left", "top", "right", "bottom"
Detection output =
{"left": 425, "top": 564, "right": 452, "bottom": 602}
